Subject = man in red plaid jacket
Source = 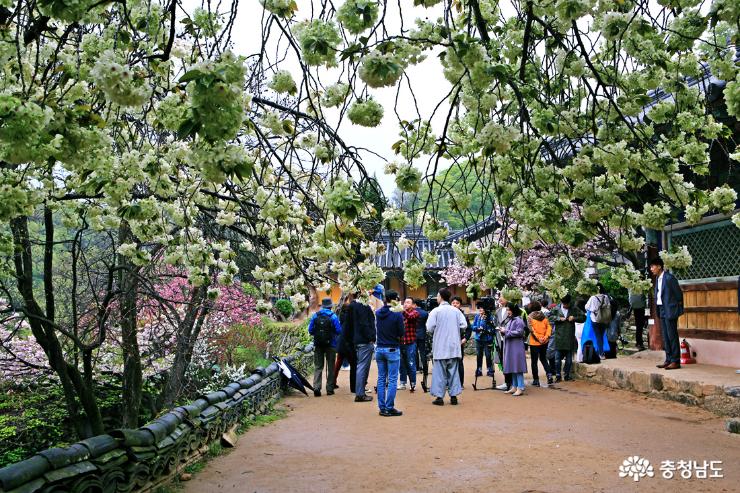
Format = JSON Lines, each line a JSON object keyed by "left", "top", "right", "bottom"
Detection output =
{"left": 398, "top": 298, "right": 420, "bottom": 391}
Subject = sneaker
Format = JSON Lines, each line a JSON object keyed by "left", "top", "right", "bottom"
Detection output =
{"left": 397, "top": 383, "right": 407, "bottom": 390}
{"left": 327, "top": 390, "right": 334, "bottom": 395}
{"left": 556, "top": 375, "right": 562, "bottom": 383}
{"left": 475, "top": 368, "right": 483, "bottom": 377}
{"left": 547, "top": 376, "right": 553, "bottom": 385}
{"left": 354, "top": 395, "right": 373, "bottom": 402}
{"left": 496, "top": 383, "right": 509, "bottom": 391}
{"left": 432, "top": 397, "right": 444, "bottom": 406}
{"left": 410, "top": 384, "right": 416, "bottom": 393}
{"left": 450, "top": 396, "right": 458, "bottom": 405}
{"left": 512, "top": 388, "right": 524, "bottom": 396}
{"left": 532, "top": 380, "right": 540, "bottom": 387}
{"left": 382, "top": 408, "right": 403, "bottom": 417}
{"left": 486, "top": 369, "right": 494, "bottom": 377}
{"left": 314, "top": 390, "right": 321, "bottom": 397}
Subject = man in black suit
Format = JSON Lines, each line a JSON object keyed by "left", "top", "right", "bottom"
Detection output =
{"left": 649, "top": 258, "right": 684, "bottom": 370}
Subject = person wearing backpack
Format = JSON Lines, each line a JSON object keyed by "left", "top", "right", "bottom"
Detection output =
{"left": 585, "top": 283, "right": 612, "bottom": 359}
{"left": 308, "top": 298, "right": 342, "bottom": 397}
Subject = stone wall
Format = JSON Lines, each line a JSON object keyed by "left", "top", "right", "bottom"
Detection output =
{"left": 0, "top": 344, "right": 314, "bottom": 493}
{"left": 573, "top": 363, "right": 740, "bottom": 418}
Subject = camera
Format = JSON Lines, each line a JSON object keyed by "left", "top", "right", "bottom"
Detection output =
{"left": 423, "top": 296, "right": 439, "bottom": 311}
{"left": 478, "top": 296, "right": 496, "bottom": 312}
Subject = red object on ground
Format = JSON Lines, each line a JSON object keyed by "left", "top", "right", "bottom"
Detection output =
{"left": 680, "top": 339, "right": 697, "bottom": 365}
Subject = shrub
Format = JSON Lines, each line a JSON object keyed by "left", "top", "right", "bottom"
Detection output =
{"left": 599, "top": 269, "right": 629, "bottom": 308}
{"left": 274, "top": 299, "right": 294, "bottom": 319}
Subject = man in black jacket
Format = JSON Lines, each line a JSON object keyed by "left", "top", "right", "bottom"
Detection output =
{"left": 413, "top": 299, "right": 429, "bottom": 379}
{"left": 334, "top": 297, "right": 357, "bottom": 393}
{"left": 351, "top": 292, "right": 376, "bottom": 402}
{"left": 650, "top": 258, "right": 685, "bottom": 370}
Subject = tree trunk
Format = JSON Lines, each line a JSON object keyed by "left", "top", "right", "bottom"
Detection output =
{"left": 158, "top": 285, "right": 210, "bottom": 410}
{"left": 10, "top": 216, "right": 105, "bottom": 437}
{"left": 118, "top": 221, "right": 143, "bottom": 428}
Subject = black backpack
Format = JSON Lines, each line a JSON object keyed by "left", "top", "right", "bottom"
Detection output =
{"left": 583, "top": 340, "right": 601, "bottom": 365}
{"left": 313, "top": 313, "right": 334, "bottom": 347}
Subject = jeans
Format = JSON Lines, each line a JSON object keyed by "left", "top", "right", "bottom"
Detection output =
{"left": 399, "top": 343, "right": 417, "bottom": 385}
{"left": 475, "top": 340, "right": 493, "bottom": 372}
{"left": 416, "top": 338, "right": 428, "bottom": 375}
{"left": 512, "top": 372, "right": 525, "bottom": 389}
{"left": 554, "top": 349, "right": 573, "bottom": 378}
{"left": 355, "top": 343, "right": 374, "bottom": 397}
{"left": 658, "top": 307, "right": 680, "bottom": 364}
{"left": 376, "top": 347, "right": 401, "bottom": 412}
{"left": 529, "top": 344, "right": 551, "bottom": 382}
{"left": 431, "top": 358, "right": 462, "bottom": 398}
{"left": 313, "top": 345, "right": 336, "bottom": 392}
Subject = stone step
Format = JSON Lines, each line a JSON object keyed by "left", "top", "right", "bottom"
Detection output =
{"left": 573, "top": 362, "right": 740, "bottom": 419}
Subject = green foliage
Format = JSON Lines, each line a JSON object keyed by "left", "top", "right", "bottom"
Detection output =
{"left": 0, "top": 376, "right": 157, "bottom": 468}
{"left": 325, "top": 179, "right": 364, "bottom": 220}
{"left": 356, "top": 176, "right": 387, "bottom": 245}
{"left": 405, "top": 162, "right": 494, "bottom": 230}
{"left": 274, "top": 299, "right": 294, "bottom": 318}
{"left": 599, "top": 269, "right": 629, "bottom": 308}
{"left": 207, "top": 441, "right": 224, "bottom": 458}
{"left": 232, "top": 346, "right": 271, "bottom": 369}
{"left": 242, "top": 282, "right": 261, "bottom": 297}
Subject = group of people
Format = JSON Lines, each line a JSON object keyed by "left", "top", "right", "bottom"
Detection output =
{"left": 305, "top": 257, "right": 685, "bottom": 416}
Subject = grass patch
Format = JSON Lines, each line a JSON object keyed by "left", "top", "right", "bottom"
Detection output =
{"left": 183, "top": 460, "right": 207, "bottom": 475}
{"left": 154, "top": 486, "right": 179, "bottom": 493}
{"left": 236, "top": 405, "right": 288, "bottom": 435}
{"left": 206, "top": 441, "right": 223, "bottom": 458}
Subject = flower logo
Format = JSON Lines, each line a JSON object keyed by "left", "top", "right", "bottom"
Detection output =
{"left": 619, "top": 456, "right": 655, "bottom": 482}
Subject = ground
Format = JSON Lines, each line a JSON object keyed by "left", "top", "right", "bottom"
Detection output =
{"left": 183, "top": 355, "right": 739, "bottom": 493}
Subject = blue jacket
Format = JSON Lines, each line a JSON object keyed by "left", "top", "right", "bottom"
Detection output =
{"left": 471, "top": 314, "right": 494, "bottom": 343}
{"left": 375, "top": 305, "right": 404, "bottom": 348}
{"left": 308, "top": 308, "right": 342, "bottom": 348}
{"left": 654, "top": 271, "right": 684, "bottom": 320}
{"left": 415, "top": 308, "right": 429, "bottom": 340}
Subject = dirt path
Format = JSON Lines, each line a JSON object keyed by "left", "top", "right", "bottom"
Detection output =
{"left": 183, "top": 355, "right": 739, "bottom": 493}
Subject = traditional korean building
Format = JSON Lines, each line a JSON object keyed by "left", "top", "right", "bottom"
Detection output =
{"left": 373, "top": 217, "right": 500, "bottom": 303}
{"left": 652, "top": 213, "right": 740, "bottom": 367}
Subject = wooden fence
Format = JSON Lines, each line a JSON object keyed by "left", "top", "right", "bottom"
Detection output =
{"left": 678, "top": 280, "right": 740, "bottom": 342}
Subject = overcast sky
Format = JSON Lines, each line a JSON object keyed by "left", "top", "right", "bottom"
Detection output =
{"left": 227, "top": 0, "right": 456, "bottom": 195}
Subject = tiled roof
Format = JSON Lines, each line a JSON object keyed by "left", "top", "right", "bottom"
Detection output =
{"left": 375, "top": 218, "right": 499, "bottom": 270}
